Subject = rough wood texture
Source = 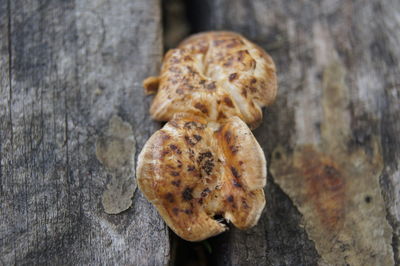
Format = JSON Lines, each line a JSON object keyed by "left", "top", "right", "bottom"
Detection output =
{"left": 2, "top": 0, "right": 400, "bottom": 265}
{"left": 190, "top": 0, "right": 400, "bottom": 265}
{"left": 0, "top": 0, "right": 170, "bottom": 265}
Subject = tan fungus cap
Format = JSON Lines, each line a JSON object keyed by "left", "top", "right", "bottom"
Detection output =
{"left": 136, "top": 114, "right": 266, "bottom": 241}
{"left": 143, "top": 31, "right": 277, "bottom": 129}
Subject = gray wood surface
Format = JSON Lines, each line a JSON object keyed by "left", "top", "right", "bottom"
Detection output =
{"left": 190, "top": 0, "right": 400, "bottom": 265}
{"left": 0, "top": 0, "right": 170, "bottom": 265}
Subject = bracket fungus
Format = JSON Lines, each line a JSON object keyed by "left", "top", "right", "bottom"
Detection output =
{"left": 143, "top": 31, "right": 277, "bottom": 129}
{"left": 137, "top": 31, "right": 277, "bottom": 241}
{"left": 137, "top": 114, "right": 266, "bottom": 241}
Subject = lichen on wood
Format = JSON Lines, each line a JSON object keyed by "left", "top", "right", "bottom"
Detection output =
{"left": 96, "top": 115, "right": 136, "bottom": 214}
{"left": 270, "top": 62, "right": 394, "bottom": 265}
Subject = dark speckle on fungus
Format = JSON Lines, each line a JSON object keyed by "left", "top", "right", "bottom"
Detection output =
{"left": 224, "top": 97, "right": 234, "bottom": 108}
{"left": 169, "top": 120, "right": 179, "bottom": 128}
{"left": 160, "top": 149, "right": 170, "bottom": 158}
{"left": 185, "top": 136, "right": 196, "bottom": 146}
{"left": 193, "top": 134, "right": 202, "bottom": 141}
{"left": 223, "top": 58, "right": 233, "bottom": 67}
{"left": 202, "top": 159, "right": 215, "bottom": 175}
{"left": 170, "top": 171, "right": 180, "bottom": 177}
{"left": 218, "top": 112, "right": 227, "bottom": 120}
{"left": 230, "top": 166, "right": 240, "bottom": 178}
{"left": 227, "top": 195, "right": 234, "bottom": 202}
{"left": 161, "top": 133, "right": 171, "bottom": 141}
{"left": 186, "top": 66, "right": 197, "bottom": 75}
{"left": 166, "top": 164, "right": 175, "bottom": 169}
{"left": 233, "top": 179, "right": 242, "bottom": 188}
{"left": 198, "top": 151, "right": 213, "bottom": 162}
{"left": 184, "top": 209, "right": 193, "bottom": 215}
{"left": 194, "top": 102, "right": 209, "bottom": 114}
{"left": 177, "top": 160, "right": 183, "bottom": 168}
{"left": 184, "top": 121, "right": 198, "bottom": 129}
{"left": 187, "top": 165, "right": 195, "bottom": 171}
{"left": 182, "top": 187, "right": 193, "bottom": 201}
{"left": 169, "top": 144, "right": 182, "bottom": 154}
{"left": 201, "top": 188, "right": 210, "bottom": 197}
{"left": 237, "top": 50, "right": 246, "bottom": 61}
{"left": 230, "top": 145, "right": 239, "bottom": 154}
{"left": 229, "top": 73, "right": 238, "bottom": 81}
{"left": 165, "top": 193, "right": 175, "bottom": 203}
{"left": 171, "top": 180, "right": 181, "bottom": 187}
{"left": 241, "top": 88, "right": 248, "bottom": 98}
{"left": 242, "top": 198, "right": 249, "bottom": 209}
{"left": 207, "top": 82, "right": 216, "bottom": 90}
{"left": 188, "top": 149, "right": 195, "bottom": 161}
{"left": 185, "top": 134, "right": 202, "bottom": 146}
{"left": 172, "top": 207, "right": 179, "bottom": 215}
{"left": 197, "top": 172, "right": 203, "bottom": 179}
{"left": 225, "top": 131, "right": 232, "bottom": 143}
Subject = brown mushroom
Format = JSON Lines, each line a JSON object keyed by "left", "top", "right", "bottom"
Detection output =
{"left": 143, "top": 31, "right": 277, "bottom": 129}
{"left": 136, "top": 114, "right": 266, "bottom": 241}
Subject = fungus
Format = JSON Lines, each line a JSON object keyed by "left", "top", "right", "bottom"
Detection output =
{"left": 138, "top": 31, "right": 277, "bottom": 241}
{"left": 143, "top": 31, "right": 277, "bottom": 129}
{"left": 136, "top": 114, "right": 266, "bottom": 241}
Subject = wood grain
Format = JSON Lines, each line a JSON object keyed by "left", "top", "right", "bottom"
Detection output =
{"left": 190, "top": 0, "right": 400, "bottom": 265}
{"left": 0, "top": 0, "right": 169, "bottom": 265}
{"left": 2, "top": 0, "right": 399, "bottom": 265}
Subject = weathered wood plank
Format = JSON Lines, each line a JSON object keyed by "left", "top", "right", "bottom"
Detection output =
{"left": 191, "top": 0, "right": 400, "bottom": 265}
{"left": 0, "top": 0, "right": 169, "bottom": 265}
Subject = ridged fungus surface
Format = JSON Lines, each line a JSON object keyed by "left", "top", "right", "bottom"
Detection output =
{"left": 143, "top": 31, "right": 277, "bottom": 129}
{"left": 137, "top": 114, "right": 266, "bottom": 241}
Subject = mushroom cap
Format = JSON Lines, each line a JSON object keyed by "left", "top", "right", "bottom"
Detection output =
{"left": 136, "top": 114, "right": 266, "bottom": 241}
{"left": 144, "top": 31, "right": 277, "bottom": 129}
